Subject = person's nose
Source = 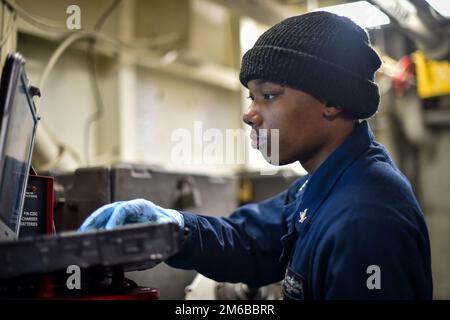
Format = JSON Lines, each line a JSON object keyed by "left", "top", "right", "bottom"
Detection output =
{"left": 243, "top": 103, "right": 263, "bottom": 128}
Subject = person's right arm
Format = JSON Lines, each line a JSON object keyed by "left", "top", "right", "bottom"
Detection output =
{"left": 166, "top": 190, "right": 290, "bottom": 288}
{"left": 79, "top": 179, "right": 304, "bottom": 287}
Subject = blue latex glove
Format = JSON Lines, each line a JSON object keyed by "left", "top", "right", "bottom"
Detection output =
{"left": 79, "top": 198, "right": 184, "bottom": 231}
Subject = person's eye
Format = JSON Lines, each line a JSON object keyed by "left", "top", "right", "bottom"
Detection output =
{"left": 263, "top": 93, "right": 276, "bottom": 101}
{"left": 247, "top": 95, "right": 255, "bottom": 101}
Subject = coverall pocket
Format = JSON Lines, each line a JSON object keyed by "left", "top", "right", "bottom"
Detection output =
{"left": 282, "top": 266, "right": 306, "bottom": 300}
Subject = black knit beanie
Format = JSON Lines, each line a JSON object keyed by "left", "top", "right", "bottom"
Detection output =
{"left": 239, "top": 11, "right": 382, "bottom": 119}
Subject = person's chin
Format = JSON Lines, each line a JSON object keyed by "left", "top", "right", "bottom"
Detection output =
{"left": 264, "top": 150, "right": 298, "bottom": 166}
{"left": 257, "top": 147, "right": 291, "bottom": 166}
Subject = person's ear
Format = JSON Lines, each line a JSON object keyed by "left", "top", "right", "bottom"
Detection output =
{"left": 322, "top": 103, "right": 344, "bottom": 119}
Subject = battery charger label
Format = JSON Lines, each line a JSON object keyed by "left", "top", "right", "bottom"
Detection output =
{"left": 19, "top": 177, "right": 47, "bottom": 237}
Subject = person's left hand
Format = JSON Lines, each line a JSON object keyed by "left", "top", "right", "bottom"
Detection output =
{"left": 79, "top": 198, "right": 184, "bottom": 231}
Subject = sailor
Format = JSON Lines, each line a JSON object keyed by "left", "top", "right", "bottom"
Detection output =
{"left": 80, "top": 11, "right": 432, "bottom": 299}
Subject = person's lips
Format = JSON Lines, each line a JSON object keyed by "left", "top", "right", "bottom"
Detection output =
{"left": 250, "top": 129, "right": 267, "bottom": 149}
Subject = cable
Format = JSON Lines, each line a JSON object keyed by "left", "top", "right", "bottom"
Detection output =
{"left": 32, "top": 32, "right": 93, "bottom": 168}
{"left": 84, "top": 0, "right": 122, "bottom": 165}
{"left": 2, "top": 0, "right": 67, "bottom": 33}
{"left": 38, "top": 32, "right": 88, "bottom": 90}
{"left": 1, "top": 2, "right": 3, "bottom": 39}
{"left": 93, "top": 0, "right": 122, "bottom": 31}
{"left": 2, "top": 0, "right": 182, "bottom": 169}
{"left": 28, "top": 0, "right": 123, "bottom": 167}
{"left": 0, "top": 7, "right": 16, "bottom": 48}
{"left": 1, "top": 0, "right": 181, "bottom": 50}
{"left": 31, "top": 0, "right": 121, "bottom": 166}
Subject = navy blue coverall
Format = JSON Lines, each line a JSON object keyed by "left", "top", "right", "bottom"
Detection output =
{"left": 167, "top": 121, "right": 433, "bottom": 299}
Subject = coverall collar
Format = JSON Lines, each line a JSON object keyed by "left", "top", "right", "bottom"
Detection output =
{"left": 299, "top": 120, "right": 374, "bottom": 227}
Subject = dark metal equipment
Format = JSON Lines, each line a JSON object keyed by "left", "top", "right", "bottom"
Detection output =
{"left": 50, "top": 164, "right": 238, "bottom": 299}
{"left": 51, "top": 164, "right": 238, "bottom": 232}
{"left": 0, "top": 54, "right": 185, "bottom": 300}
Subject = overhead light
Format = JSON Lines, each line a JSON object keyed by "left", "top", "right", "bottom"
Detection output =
{"left": 424, "top": 0, "right": 450, "bottom": 18}
{"left": 315, "top": 1, "right": 390, "bottom": 29}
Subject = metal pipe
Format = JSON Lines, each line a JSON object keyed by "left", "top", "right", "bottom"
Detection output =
{"left": 368, "top": 0, "right": 450, "bottom": 60}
